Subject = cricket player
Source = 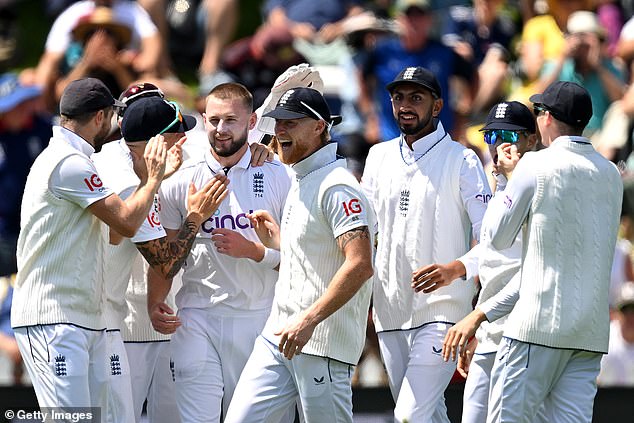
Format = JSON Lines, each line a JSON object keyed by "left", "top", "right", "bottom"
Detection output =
{"left": 224, "top": 87, "right": 375, "bottom": 423}
{"left": 361, "top": 66, "right": 490, "bottom": 422}
{"left": 149, "top": 82, "right": 293, "bottom": 422}
{"left": 11, "top": 78, "right": 165, "bottom": 414}
{"left": 441, "top": 101, "right": 538, "bottom": 423}
{"left": 485, "top": 81, "right": 622, "bottom": 422}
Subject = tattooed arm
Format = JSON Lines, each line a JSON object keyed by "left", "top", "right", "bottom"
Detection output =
{"left": 135, "top": 217, "right": 200, "bottom": 279}
{"left": 136, "top": 176, "right": 229, "bottom": 279}
{"left": 275, "top": 226, "right": 375, "bottom": 359}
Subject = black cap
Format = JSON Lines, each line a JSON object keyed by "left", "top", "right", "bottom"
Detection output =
{"left": 481, "top": 101, "right": 536, "bottom": 133}
{"left": 121, "top": 97, "right": 197, "bottom": 142}
{"left": 60, "top": 77, "right": 125, "bottom": 117}
{"left": 263, "top": 87, "right": 342, "bottom": 126}
{"left": 386, "top": 66, "right": 441, "bottom": 98}
{"left": 529, "top": 81, "right": 593, "bottom": 127}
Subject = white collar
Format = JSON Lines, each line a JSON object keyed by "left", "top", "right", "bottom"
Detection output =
{"left": 53, "top": 125, "right": 95, "bottom": 157}
{"left": 292, "top": 143, "right": 339, "bottom": 178}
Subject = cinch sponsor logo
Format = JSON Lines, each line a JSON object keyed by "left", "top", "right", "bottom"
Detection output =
{"left": 201, "top": 209, "right": 254, "bottom": 232}
{"left": 476, "top": 193, "right": 492, "bottom": 203}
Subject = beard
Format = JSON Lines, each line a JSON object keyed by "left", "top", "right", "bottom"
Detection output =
{"left": 209, "top": 126, "right": 248, "bottom": 158}
{"left": 93, "top": 118, "right": 114, "bottom": 152}
{"left": 398, "top": 111, "right": 434, "bottom": 137}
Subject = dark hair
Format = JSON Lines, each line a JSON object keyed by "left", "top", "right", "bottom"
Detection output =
{"left": 206, "top": 82, "right": 253, "bottom": 113}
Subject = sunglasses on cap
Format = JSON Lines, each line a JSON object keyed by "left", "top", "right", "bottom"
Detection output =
{"left": 483, "top": 129, "right": 527, "bottom": 145}
{"left": 159, "top": 100, "right": 184, "bottom": 135}
{"left": 117, "top": 82, "right": 165, "bottom": 117}
{"left": 533, "top": 105, "right": 548, "bottom": 117}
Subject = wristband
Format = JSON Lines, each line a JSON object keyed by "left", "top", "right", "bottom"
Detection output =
{"left": 260, "top": 247, "right": 281, "bottom": 268}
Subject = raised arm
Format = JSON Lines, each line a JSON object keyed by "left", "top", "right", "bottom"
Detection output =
{"left": 89, "top": 135, "right": 166, "bottom": 237}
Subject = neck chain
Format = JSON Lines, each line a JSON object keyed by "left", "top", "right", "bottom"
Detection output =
{"left": 400, "top": 131, "right": 448, "bottom": 165}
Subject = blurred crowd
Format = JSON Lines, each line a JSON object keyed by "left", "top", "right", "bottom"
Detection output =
{"left": 2, "top": 0, "right": 634, "bottom": 388}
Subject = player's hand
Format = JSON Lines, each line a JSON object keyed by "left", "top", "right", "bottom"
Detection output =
{"left": 164, "top": 136, "right": 187, "bottom": 179}
{"left": 456, "top": 337, "right": 477, "bottom": 378}
{"left": 442, "top": 308, "right": 487, "bottom": 362}
{"left": 411, "top": 260, "right": 466, "bottom": 294}
{"left": 275, "top": 312, "right": 318, "bottom": 360}
{"left": 142, "top": 135, "right": 167, "bottom": 186}
{"left": 247, "top": 210, "right": 280, "bottom": 250}
{"left": 249, "top": 143, "right": 274, "bottom": 167}
{"left": 186, "top": 176, "right": 229, "bottom": 222}
{"left": 149, "top": 302, "right": 181, "bottom": 334}
{"left": 211, "top": 228, "right": 262, "bottom": 260}
{"left": 496, "top": 143, "right": 520, "bottom": 179}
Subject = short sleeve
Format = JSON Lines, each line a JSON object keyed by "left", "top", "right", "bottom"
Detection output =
{"left": 122, "top": 188, "right": 166, "bottom": 244}
{"left": 49, "top": 155, "right": 113, "bottom": 208}
{"left": 158, "top": 177, "right": 186, "bottom": 231}
{"left": 322, "top": 185, "right": 369, "bottom": 239}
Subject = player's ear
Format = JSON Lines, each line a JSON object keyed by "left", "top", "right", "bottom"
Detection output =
{"left": 527, "top": 133, "right": 538, "bottom": 150}
{"left": 249, "top": 112, "right": 257, "bottom": 131}
{"left": 432, "top": 98, "right": 443, "bottom": 118}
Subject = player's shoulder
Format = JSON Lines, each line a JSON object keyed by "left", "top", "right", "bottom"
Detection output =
{"left": 368, "top": 137, "right": 399, "bottom": 157}
{"left": 252, "top": 158, "right": 293, "bottom": 180}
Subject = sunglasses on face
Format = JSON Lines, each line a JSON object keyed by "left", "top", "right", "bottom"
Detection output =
{"left": 159, "top": 100, "right": 184, "bottom": 135}
{"left": 483, "top": 129, "right": 526, "bottom": 145}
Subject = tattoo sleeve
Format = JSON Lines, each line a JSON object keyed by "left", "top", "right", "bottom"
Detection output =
{"left": 336, "top": 226, "right": 370, "bottom": 251}
{"left": 135, "top": 218, "right": 199, "bottom": 279}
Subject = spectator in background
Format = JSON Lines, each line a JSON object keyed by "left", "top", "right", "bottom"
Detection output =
{"left": 57, "top": 7, "right": 136, "bottom": 104}
{"left": 355, "top": 0, "right": 475, "bottom": 144}
{"left": 509, "top": 0, "right": 591, "bottom": 105}
{"left": 0, "top": 275, "right": 22, "bottom": 385}
{"left": 609, "top": 176, "right": 634, "bottom": 311}
{"left": 251, "top": 0, "right": 363, "bottom": 62}
{"left": 598, "top": 282, "right": 634, "bottom": 387}
{"left": 34, "top": 0, "right": 164, "bottom": 111}
{"left": 539, "top": 10, "right": 626, "bottom": 137}
{"left": 441, "top": 0, "right": 519, "bottom": 116}
{"left": 226, "top": 0, "right": 363, "bottom": 102}
{"left": 595, "top": 0, "right": 624, "bottom": 57}
{"left": 141, "top": 0, "right": 239, "bottom": 96}
{"left": 0, "top": 73, "right": 51, "bottom": 278}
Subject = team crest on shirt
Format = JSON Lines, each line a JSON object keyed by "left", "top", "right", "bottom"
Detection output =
{"left": 399, "top": 190, "right": 410, "bottom": 217}
{"left": 54, "top": 354, "right": 67, "bottom": 377}
{"left": 110, "top": 354, "right": 121, "bottom": 376}
{"left": 253, "top": 172, "right": 264, "bottom": 197}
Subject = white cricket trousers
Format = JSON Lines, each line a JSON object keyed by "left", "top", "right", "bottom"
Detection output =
{"left": 462, "top": 352, "right": 495, "bottom": 423}
{"left": 15, "top": 324, "right": 109, "bottom": 416}
{"left": 171, "top": 306, "right": 270, "bottom": 422}
{"left": 487, "top": 337, "right": 602, "bottom": 423}
{"left": 124, "top": 341, "right": 180, "bottom": 423}
{"left": 377, "top": 322, "right": 457, "bottom": 423}
{"left": 105, "top": 330, "right": 135, "bottom": 423}
{"left": 224, "top": 336, "right": 354, "bottom": 423}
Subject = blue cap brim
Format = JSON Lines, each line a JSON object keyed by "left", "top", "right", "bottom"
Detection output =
{"left": 0, "top": 85, "right": 42, "bottom": 113}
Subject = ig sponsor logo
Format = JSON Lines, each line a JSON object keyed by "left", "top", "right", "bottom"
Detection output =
{"left": 83, "top": 174, "right": 103, "bottom": 192}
